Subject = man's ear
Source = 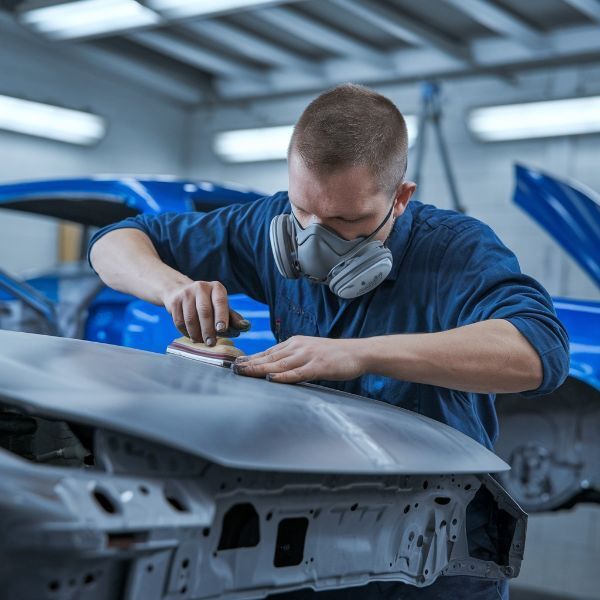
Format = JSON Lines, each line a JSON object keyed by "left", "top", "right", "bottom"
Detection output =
{"left": 394, "top": 181, "right": 416, "bottom": 217}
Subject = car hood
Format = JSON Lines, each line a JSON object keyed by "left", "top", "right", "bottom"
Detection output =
{"left": 0, "top": 176, "right": 263, "bottom": 227}
{"left": 514, "top": 164, "right": 600, "bottom": 288}
{"left": 0, "top": 330, "right": 508, "bottom": 475}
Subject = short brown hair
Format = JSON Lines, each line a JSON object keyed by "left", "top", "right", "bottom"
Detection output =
{"left": 289, "top": 83, "right": 408, "bottom": 195}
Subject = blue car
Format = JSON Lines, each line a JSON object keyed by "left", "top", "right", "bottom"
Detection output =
{"left": 0, "top": 176, "right": 275, "bottom": 355}
{"left": 495, "top": 164, "right": 600, "bottom": 512}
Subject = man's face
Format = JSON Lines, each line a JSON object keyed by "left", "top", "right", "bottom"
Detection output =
{"left": 288, "top": 150, "right": 415, "bottom": 242}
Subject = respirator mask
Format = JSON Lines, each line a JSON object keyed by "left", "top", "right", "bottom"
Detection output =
{"left": 269, "top": 201, "right": 395, "bottom": 299}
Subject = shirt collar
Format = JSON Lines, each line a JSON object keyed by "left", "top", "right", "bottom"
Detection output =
{"left": 385, "top": 203, "right": 414, "bottom": 281}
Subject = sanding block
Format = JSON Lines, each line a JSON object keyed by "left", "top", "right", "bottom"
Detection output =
{"left": 166, "top": 336, "right": 245, "bottom": 368}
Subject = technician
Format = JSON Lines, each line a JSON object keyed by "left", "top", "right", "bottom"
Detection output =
{"left": 89, "top": 84, "right": 569, "bottom": 600}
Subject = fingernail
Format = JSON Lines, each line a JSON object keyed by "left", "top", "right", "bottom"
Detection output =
{"left": 235, "top": 356, "right": 249, "bottom": 363}
{"left": 216, "top": 321, "right": 226, "bottom": 332}
{"left": 266, "top": 373, "right": 274, "bottom": 382}
{"left": 232, "top": 364, "right": 244, "bottom": 375}
{"left": 238, "top": 319, "right": 251, "bottom": 330}
{"left": 206, "top": 337, "right": 215, "bottom": 346}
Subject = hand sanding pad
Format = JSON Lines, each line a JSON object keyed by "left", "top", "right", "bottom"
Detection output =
{"left": 166, "top": 336, "right": 245, "bottom": 367}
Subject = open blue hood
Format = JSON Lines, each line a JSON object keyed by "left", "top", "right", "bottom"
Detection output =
{"left": 514, "top": 164, "right": 600, "bottom": 288}
{"left": 0, "top": 176, "right": 264, "bottom": 227}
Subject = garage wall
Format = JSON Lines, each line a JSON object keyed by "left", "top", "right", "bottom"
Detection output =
{"left": 0, "top": 26, "right": 190, "bottom": 275}
{"left": 186, "top": 64, "right": 600, "bottom": 301}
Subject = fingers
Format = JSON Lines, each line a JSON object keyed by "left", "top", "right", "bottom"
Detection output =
{"left": 233, "top": 354, "right": 296, "bottom": 378}
{"left": 171, "top": 302, "right": 189, "bottom": 339}
{"left": 267, "top": 368, "right": 310, "bottom": 384}
{"left": 229, "top": 309, "right": 251, "bottom": 332}
{"left": 183, "top": 294, "right": 203, "bottom": 342}
{"left": 165, "top": 280, "right": 253, "bottom": 346}
{"left": 211, "top": 282, "right": 229, "bottom": 336}
{"left": 195, "top": 282, "right": 216, "bottom": 345}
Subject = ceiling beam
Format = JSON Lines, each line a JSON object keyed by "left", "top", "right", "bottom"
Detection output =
{"left": 183, "top": 19, "right": 321, "bottom": 76}
{"left": 75, "top": 43, "right": 205, "bottom": 104}
{"left": 0, "top": 13, "right": 204, "bottom": 105}
{"left": 329, "top": 0, "right": 471, "bottom": 62}
{"left": 254, "top": 5, "right": 393, "bottom": 69}
{"left": 129, "top": 30, "right": 267, "bottom": 81}
{"left": 561, "top": 0, "right": 600, "bottom": 23}
{"left": 215, "top": 22, "right": 600, "bottom": 100}
{"left": 442, "top": 0, "right": 548, "bottom": 51}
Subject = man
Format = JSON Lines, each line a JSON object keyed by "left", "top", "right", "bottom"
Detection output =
{"left": 89, "top": 84, "right": 569, "bottom": 599}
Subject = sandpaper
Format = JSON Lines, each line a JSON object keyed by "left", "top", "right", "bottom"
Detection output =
{"left": 166, "top": 336, "right": 245, "bottom": 368}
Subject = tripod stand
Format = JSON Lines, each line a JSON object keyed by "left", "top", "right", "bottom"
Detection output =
{"left": 412, "top": 81, "right": 465, "bottom": 214}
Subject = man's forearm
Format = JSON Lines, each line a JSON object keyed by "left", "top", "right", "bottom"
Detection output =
{"left": 89, "top": 229, "right": 191, "bottom": 305}
{"left": 361, "top": 319, "right": 543, "bottom": 394}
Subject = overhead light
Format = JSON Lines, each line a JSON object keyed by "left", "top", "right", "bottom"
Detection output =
{"left": 214, "top": 116, "right": 418, "bottom": 163}
{"left": 147, "top": 0, "right": 282, "bottom": 19}
{"left": 21, "top": 0, "right": 161, "bottom": 40}
{"left": 214, "top": 125, "right": 293, "bottom": 163}
{"left": 0, "top": 95, "right": 106, "bottom": 145}
{"left": 468, "top": 96, "right": 600, "bottom": 142}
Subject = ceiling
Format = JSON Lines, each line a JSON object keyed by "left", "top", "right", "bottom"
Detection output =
{"left": 4, "top": 0, "right": 600, "bottom": 105}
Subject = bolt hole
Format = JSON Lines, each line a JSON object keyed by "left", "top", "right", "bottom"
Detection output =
{"left": 182, "top": 559, "right": 189, "bottom": 569}
{"left": 414, "top": 503, "right": 419, "bottom": 508}
{"left": 139, "top": 485, "right": 150, "bottom": 495}
{"left": 180, "top": 585, "right": 187, "bottom": 594}
{"left": 408, "top": 531, "right": 415, "bottom": 541}
{"left": 424, "top": 569, "right": 429, "bottom": 575}
{"left": 350, "top": 503, "right": 358, "bottom": 511}
{"left": 48, "top": 581, "right": 60, "bottom": 592}
{"left": 146, "top": 564, "right": 154, "bottom": 573}
{"left": 417, "top": 535, "right": 423, "bottom": 548}
{"left": 464, "top": 484, "right": 472, "bottom": 490}
{"left": 423, "top": 480, "right": 428, "bottom": 489}
{"left": 92, "top": 489, "right": 118, "bottom": 514}
{"left": 403, "top": 504, "right": 410, "bottom": 514}
{"left": 203, "top": 527, "right": 210, "bottom": 537}
{"left": 266, "top": 512, "right": 273, "bottom": 521}
{"left": 440, "top": 520, "right": 447, "bottom": 528}
{"left": 83, "top": 573, "right": 95, "bottom": 585}
{"left": 219, "top": 482, "right": 226, "bottom": 490}
{"left": 452, "top": 519, "right": 457, "bottom": 526}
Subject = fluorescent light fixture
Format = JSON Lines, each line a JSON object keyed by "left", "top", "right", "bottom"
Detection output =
{"left": 214, "top": 125, "right": 293, "bottom": 163}
{"left": 147, "top": 0, "right": 281, "bottom": 19}
{"left": 0, "top": 95, "right": 106, "bottom": 145}
{"left": 21, "top": 0, "right": 161, "bottom": 40}
{"left": 468, "top": 95, "right": 600, "bottom": 142}
{"left": 214, "top": 116, "right": 418, "bottom": 163}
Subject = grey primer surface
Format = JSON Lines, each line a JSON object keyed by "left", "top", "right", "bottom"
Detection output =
{"left": 0, "top": 331, "right": 525, "bottom": 599}
{"left": 496, "top": 378, "right": 600, "bottom": 512}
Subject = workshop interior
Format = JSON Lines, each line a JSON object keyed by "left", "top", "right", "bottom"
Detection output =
{"left": 0, "top": 1, "right": 599, "bottom": 599}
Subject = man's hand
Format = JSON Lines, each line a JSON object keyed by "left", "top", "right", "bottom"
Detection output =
{"left": 232, "top": 336, "right": 365, "bottom": 383}
{"left": 161, "top": 280, "right": 250, "bottom": 345}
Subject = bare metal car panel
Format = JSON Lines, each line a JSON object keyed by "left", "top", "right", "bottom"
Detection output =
{"left": 0, "top": 331, "right": 524, "bottom": 598}
{"left": 0, "top": 330, "right": 508, "bottom": 475}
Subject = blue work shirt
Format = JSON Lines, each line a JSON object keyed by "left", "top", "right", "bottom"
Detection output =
{"left": 89, "top": 192, "right": 569, "bottom": 451}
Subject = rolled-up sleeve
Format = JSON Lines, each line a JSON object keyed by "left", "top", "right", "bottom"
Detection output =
{"left": 87, "top": 192, "right": 288, "bottom": 304}
{"left": 437, "top": 223, "right": 570, "bottom": 396}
